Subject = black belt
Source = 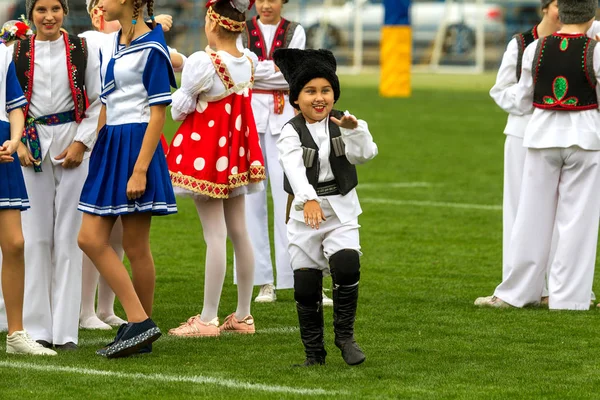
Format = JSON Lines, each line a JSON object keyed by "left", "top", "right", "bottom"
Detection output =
{"left": 316, "top": 180, "right": 340, "bottom": 196}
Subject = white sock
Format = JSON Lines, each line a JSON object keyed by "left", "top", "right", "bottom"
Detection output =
{"left": 80, "top": 254, "right": 99, "bottom": 320}
{"left": 224, "top": 196, "right": 254, "bottom": 320}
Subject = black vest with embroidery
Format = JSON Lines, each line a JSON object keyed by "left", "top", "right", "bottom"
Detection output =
{"left": 13, "top": 33, "right": 88, "bottom": 121}
{"left": 532, "top": 34, "right": 598, "bottom": 111}
{"left": 242, "top": 16, "right": 298, "bottom": 61}
{"left": 283, "top": 110, "right": 358, "bottom": 197}
{"left": 513, "top": 25, "right": 538, "bottom": 81}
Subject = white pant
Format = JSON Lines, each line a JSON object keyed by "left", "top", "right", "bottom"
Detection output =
{"left": 287, "top": 201, "right": 361, "bottom": 272}
{"left": 495, "top": 147, "right": 600, "bottom": 310}
{"left": 502, "top": 135, "right": 526, "bottom": 280}
{"left": 21, "top": 156, "right": 89, "bottom": 344}
{"left": 237, "top": 128, "right": 294, "bottom": 289}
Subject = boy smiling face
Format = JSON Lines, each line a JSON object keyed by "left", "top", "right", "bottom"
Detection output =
{"left": 294, "top": 78, "right": 335, "bottom": 124}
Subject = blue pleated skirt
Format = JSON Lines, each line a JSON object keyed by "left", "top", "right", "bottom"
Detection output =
{"left": 79, "top": 123, "right": 177, "bottom": 216}
{"left": 0, "top": 121, "right": 29, "bottom": 211}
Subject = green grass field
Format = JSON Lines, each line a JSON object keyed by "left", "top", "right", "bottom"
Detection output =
{"left": 3, "top": 72, "right": 600, "bottom": 399}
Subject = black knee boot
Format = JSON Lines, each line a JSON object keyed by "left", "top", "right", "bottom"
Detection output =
{"left": 330, "top": 250, "right": 365, "bottom": 366}
{"left": 294, "top": 269, "right": 326, "bottom": 367}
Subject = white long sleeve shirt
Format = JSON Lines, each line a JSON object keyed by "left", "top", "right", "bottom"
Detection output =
{"left": 237, "top": 20, "right": 305, "bottom": 135}
{"left": 489, "top": 38, "right": 532, "bottom": 138}
{"left": 277, "top": 112, "right": 378, "bottom": 224}
{"left": 26, "top": 36, "right": 101, "bottom": 163}
{"left": 514, "top": 34, "right": 600, "bottom": 150}
{"left": 170, "top": 48, "right": 258, "bottom": 122}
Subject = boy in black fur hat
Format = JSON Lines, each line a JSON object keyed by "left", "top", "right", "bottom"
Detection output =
{"left": 273, "top": 48, "right": 378, "bottom": 366}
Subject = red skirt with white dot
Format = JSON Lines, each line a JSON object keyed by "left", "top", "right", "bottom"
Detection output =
{"left": 167, "top": 92, "right": 266, "bottom": 199}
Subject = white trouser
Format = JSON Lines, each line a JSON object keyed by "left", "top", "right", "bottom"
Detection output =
{"left": 502, "top": 135, "right": 526, "bottom": 280}
{"left": 287, "top": 200, "right": 362, "bottom": 272}
{"left": 21, "top": 156, "right": 89, "bottom": 344}
{"left": 495, "top": 147, "right": 600, "bottom": 310}
{"left": 236, "top": 127, "right": 293, "bottom": 289}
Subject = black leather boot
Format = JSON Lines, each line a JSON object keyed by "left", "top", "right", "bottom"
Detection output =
{"left": 293, "top": 301, "right": 326, "bottom": 367}
{"left": 333, "top": 283, "right": 365, "bottom": 366}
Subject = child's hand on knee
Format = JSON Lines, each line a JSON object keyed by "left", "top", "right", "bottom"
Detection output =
{"left": 304, "top": 200, "right": 326, "bottom": 230}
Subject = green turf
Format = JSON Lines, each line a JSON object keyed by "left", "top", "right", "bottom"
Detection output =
{"left": 4, "top": 73, "right": 600, "bottom": 399}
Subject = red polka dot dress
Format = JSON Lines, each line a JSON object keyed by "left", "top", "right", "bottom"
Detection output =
{"left": 167, "top": 48, "right": 266, "bottom": 199}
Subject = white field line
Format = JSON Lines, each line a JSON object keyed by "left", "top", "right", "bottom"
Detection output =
{"left": 361, "top": 197, "right": 502, "bottom": 211}
{"left": 0, "top": 361, "right": 345, "bottom": 396}
{"left": 358, "top": 182, "right": 438, "bottom": 189}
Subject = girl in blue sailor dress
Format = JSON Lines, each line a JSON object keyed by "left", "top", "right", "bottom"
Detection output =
{"left": 0, "top": 44, "right": 54, "bottom": 355}
{"left": 77, "top": 0, "right": 177, "bottom": 357}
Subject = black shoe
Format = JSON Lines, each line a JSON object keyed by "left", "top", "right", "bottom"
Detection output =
{"left": 36, "top": 340, "right": 53, "bottom": 349}
{"left": 292, "top": 357, "right": 326, "bottom": 367}
{"left": 55, "top": 342, "right": 78, "bottom": 351}
{"left": 105, "top": 319, "right": 161, "bottom": 359}
{"left": 296, "top": 301, "right": 327, "bottom": 364}
{"left": 96, "top": 323, "right": 128, "bottom": 356}
{"left": 335, "top": 340, "right": 365, "bottom": 366}
{"left": 332, "top": 282, "right": 365, "bottom": 366}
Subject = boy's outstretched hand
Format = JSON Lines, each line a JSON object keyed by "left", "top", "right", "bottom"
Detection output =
{"left": 330, "top": 113, "right": 358, "bottom": 130}
{"left": 304, "top": 200, "right": 326, "bottom": 230}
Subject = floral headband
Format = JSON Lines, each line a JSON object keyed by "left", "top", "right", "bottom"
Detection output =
{"left": 0, "top": 16, "right": 34, "bottom": 44}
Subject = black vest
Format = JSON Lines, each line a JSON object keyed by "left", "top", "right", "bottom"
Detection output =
{"left": 532, "top": 34, "right": 598, "bottom": 111}
{"left": 513, "top": 25, "right": 538, "bottom": 81}
{"left": 13, "top": 33, "right": 88, "bottom": 121}
{"left": 283, "top": 110, "right": 358, "bottom": 197}
{"left": 242, "top": 17, "right": 298, "bottom": 61}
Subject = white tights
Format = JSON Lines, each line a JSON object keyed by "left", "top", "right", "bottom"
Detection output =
{"left": 195, "top": 195, "right": 254, "bottom": 322}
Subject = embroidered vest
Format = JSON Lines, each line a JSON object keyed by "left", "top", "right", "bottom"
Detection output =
{"left": 513, "top": 25, "right": 538, "bottom": 81}
{"left": 532, "top": 34, "right": 598, "bottom": 111}
{"left": 13, "top": 33, "right": 88, "bottom": 122}
{"left": 242, "top": 16, "right": 298, "bottom": 61}
{"left": 283, "top": 110, "right": 358, "bottom": 197}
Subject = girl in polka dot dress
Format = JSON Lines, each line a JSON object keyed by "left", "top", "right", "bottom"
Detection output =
{"left": 166, "top": 0, "right": 265, "bottom": 336}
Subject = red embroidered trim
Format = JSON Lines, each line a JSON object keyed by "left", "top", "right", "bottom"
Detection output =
{"left": 267, "top": 18, "right": 289, "bottom": 59}
{"left": 532, "top": 25, "right": 539, "bottom": 40}
{"left": 23, "top": 35, "right": 35, "bottom": 119}
{"left": 533, "top": 103, "right": 597, "bottom": 111}
{"left": 208, "top": 49, "right": 236, "bottom": 90}
{"left": 534, "top": 37, "right": 547, "bottom": 85}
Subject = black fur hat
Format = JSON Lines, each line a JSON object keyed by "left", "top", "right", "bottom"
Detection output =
{"left": 273, "top": 48, "right": 340, "bottom": 110}
{"left": 557, "top": 0, "right": 597, "bottom": 24}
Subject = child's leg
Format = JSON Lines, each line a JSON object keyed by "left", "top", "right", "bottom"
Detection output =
{"left": 502, "top": 135, "right": 526, "bottom": 280}
{"left": 21, "top": 158, "right": 55, "bottom": 343}
{"left": 287, "top": 219, "right": 329, "bottom": 365}
{"left": 120, "top": 213, "right": 155, "bottom": 317}
{"left": 264, "top": 128, "right": 294, "bottom": 290}
{"left": 323, "top": 217, "right": 365, "bottom": 366}
{"left": 52, "top": 160, "right": 88, "bottom": 345}
{"left": 97, "top": 218, "right": 125, "bottom": 324}
{"left": 78, "top": 214, "right": 147, "bottom": 322}
{"left": 224, "top": 195, "right": 254, "bottom": 319}
{"left": 548, "top": 149, "right": 600, "bottom": 310}
{"left": 0, "top": 210, "right": 25, "bottom": 334}
{"left": 494, "top": 148, "right": 561, "bottom": 307}
{"left": 194, "top": 198, "right": 227, "bottom": 322}
{"left": 79, "top": 254, "right": 111, "bottom": 329}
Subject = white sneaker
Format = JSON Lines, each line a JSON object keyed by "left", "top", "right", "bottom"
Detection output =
{"left": 474, "top": 295, "right": 511, "bottom": 308}
{"left": 6, "top": 331, "right": 57, "bottom": 356}
{"left": 79, "top": 315, "right": 112, "bottom": 330}
{"left": 322, "top": 291, "right": 333, "bottom": 307}
{"left": 255, "top": 284, "right": 276, "bottom": 303}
